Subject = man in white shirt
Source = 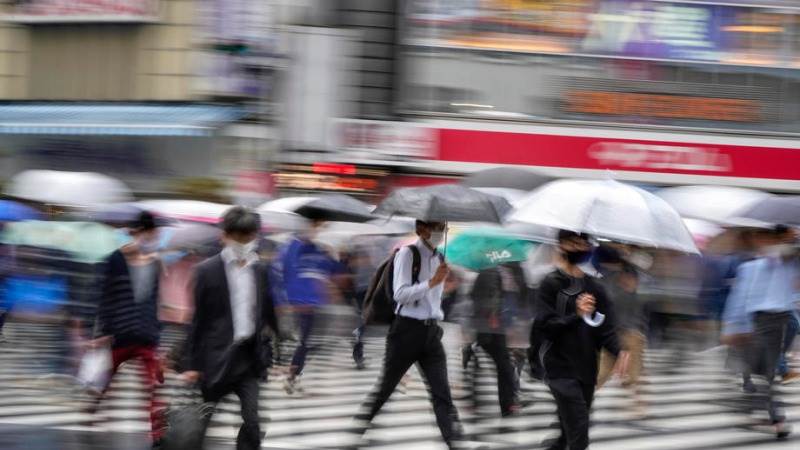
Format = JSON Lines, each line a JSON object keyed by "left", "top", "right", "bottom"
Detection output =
{"left": 357, "top": 220, "right": 464, "bottom": 449}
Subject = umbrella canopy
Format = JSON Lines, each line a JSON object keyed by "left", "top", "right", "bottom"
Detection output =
{"left": 732, "top": 195, "right": 800, "bottom": 227}
{"left": 136, "top": 200, "right": 233, "bottom": 224}
{"left": 295, "top": 194, "right": 374, "bottom": 223}
{"left": 0, "top": 200, "right": 42, "bottom": 221}
{"left": 5, "top": 170, "right": 133, "bottom": 207}
{"left": 83, "top": 202, "right": 144, "bottom": 225}
{"left": 315, "top": 218, "right": 416, "bottom": 250}
{"left": 257, "top": 196, "right": 317, "bottom": 231}
{"left": 510, "top": 179, "right": 698, "bottom": 254}
{"left": 442, "top": 227, "right": 535, "bottom": 271}
{"left": 461, "top": 167, "right": 551, "bottom": 191}
{"left": 0, "top": 220, "right": 121, "bottom": 263}
{"left": 159, "top": 222, "right": 221, "bottom": 251}
{"left": 656, "top": 185, "right": 771, "bottom": 224}
{"left": 470, "top": 187, "right": 529, "bottom": 206}
{"left": 374, "top": 184, "right": 512, "bottom": 223}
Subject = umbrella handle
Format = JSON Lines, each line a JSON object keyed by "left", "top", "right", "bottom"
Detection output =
{"left": 443, "top": 223, "right": 449, "bottom": 259}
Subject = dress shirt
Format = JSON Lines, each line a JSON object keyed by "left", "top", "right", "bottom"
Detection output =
{"left": 221, "top": 246, "right": 259, "bottom": 342}
{"left": 393, "top": 239, "right": 445, "bottom": 321}
{"left": 723, "top": 256, "right": 800, "bottom": 335}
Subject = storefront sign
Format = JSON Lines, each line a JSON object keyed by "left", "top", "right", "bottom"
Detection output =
{"left": 436, "top": 127, "right": 800, "bottom": 181}
{"left": 564, "top": 90, "right": 761, "bottom": 122}
{"left": 8, "top": 0, "right": 159, "bottom": 22}
{"left": 330, "top": 119, "right": 437, "bottom": 161}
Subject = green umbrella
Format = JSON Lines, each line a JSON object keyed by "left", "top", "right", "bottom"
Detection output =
{"left": 1, "top": 220, "right": 122, "bottom": 263}
{"left": 440, "top": 227, "right": 535, "bottom": 271}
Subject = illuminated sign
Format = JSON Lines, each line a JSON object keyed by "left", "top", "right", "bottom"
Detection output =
{"left": 7, "top": 0, "right": 159, "bottom": 23}
{"left": 564, "top": 90, "right": 761, "bottom": 122}
{"left": 274, "top": 164, "right": 388, "bottom": 194}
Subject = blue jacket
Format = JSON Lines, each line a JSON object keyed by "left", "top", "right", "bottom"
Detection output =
{"left": 279, "top": 238, "right": 339, "bottom": 306}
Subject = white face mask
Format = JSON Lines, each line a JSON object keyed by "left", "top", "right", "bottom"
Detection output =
{"left": 228, "top": 240, "right": 258, "bottom": 260}
{"left": 768, "top": 244, "right": 795, "bottom": 258}
{"left": 427, "top": 231, "right": 445, "bottom": 248}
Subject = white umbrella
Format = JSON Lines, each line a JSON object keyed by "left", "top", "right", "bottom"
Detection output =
{"left": 257, "top": 196, "right": 316, "bottom": 231}
{"left": 656, "top": 185, "right": 771, "bottom": 224}
{"left": 5, "top": 170, "right": 132, "bottom": 207}
{"left": 136, "top": 200, "right": 232, "bottom": 224}
{"left": 510, "top": 179, "right": 698, "bottom": 254}
{"left": 470, "top": 187, "right": 529, "bottom": 207}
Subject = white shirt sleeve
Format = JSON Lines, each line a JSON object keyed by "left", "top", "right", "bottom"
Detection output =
{"left": 393, "top": 246, "right": 432, "bottom": 306}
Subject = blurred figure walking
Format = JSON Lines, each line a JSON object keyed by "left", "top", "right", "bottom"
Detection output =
{"left": 531, "top": 230, "right": 627, "bottom": 450}
{"left": 356, "top": 220, "right": 465, "bottom": 448}
{"left": 182, "top": 207, "right": 279, "bottom": 450}
{"left": 278, "top": 215, "right": 341, "bottom": 394}
{"left": 87, "top": 211, "right": 165, "bottom": 447}
{"left": 722, "top": 225, "right": 798, "bottom": 438}
{"left": 465, "top": 262, "right": 527, "bottom": 417}
{"left": 595, "top": 246, "right": 648, "bottom": 417}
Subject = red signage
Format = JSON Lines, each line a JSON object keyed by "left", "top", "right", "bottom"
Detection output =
{"left": 436, "top": 128, "right": 800, "bottom": 181}
{"left": 8, "top": 0, "right": 159, "bottom": 22}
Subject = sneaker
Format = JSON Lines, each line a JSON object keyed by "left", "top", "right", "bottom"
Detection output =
{"left": 283, "top": 377, "right": 295, "bottom": 395}
{"left": 776, "top": 422, "right": 792, "bottom": 439}
{"left": 781, "top": 370, "right": 800, "bottom": 384}
{"left": 355, "top": 358, "right": 366, "bottom": 370}
{"left": 462, "top": 344, "right": 475, "bottom": 370}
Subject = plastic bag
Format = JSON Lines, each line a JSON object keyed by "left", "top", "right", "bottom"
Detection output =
{"left": 77, "top": 346, "right": 112, "bottom": 392}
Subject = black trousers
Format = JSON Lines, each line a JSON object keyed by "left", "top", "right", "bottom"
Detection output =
{"left": 747, "top": 311, "right": 791, "bottom": 424}
{"left": 203, "top": 375, "right": 262, "bottom": 450}
{"left": 361, "top": 317, "right": 460, "bottom": 443}
{"left": 476, "top": 332, "right": 518, "bottom": 414}
{"left": 203, "top": 342, "right": 264, "bottom": 450}
{"left": 546, "top": 378, "right": 595, "bottom": 450}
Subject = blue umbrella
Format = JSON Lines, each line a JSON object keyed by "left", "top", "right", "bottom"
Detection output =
{"left": 0, "top": 200, "right": 42, "bottom": 221}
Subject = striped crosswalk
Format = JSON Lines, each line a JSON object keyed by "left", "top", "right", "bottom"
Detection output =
{"left": 0, "top": 321, "right": 798, "bottom": 449}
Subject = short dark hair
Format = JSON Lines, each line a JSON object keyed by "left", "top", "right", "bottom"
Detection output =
{"left": 130, "top": 210, "right": 156, "bottom": 232}
{"left": 222, "top": 206, "right": 261, "bottom": 235}
{"left": 557, "top": 229, "right": 590, "bottom": 243}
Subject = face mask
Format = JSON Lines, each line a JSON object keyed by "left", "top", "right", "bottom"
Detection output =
{"left": 564, "top": 249, "right": 592, "bottom": 265}
{"left": 136, "top": 236, "right": 159, "bottom": 254}
{"left": 115, "top": 228, "right": 133, "bottom": 247}
{"left": 228, "top": 240, "right": 257, "bottom": 260}
{"left": 768, "top": 244, "right": 795, "bottom": 258}
{"left": 427, "top": 231, "right": 445, "bottom": 248}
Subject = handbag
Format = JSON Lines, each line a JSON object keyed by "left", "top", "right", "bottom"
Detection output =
{"left": 160, "top": 386, "right": 215, "bottom": 450}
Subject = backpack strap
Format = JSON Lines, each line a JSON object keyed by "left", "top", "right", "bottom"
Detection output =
{"left": 407, "top": 245, "right": 421, "bottom": 285}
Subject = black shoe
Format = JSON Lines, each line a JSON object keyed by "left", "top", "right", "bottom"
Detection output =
{"left": 776, "top": 422, "right": 792, "bottom": 439}
{"left": 743, "top": 379, "right": 757, "bottom": 394}
{"left": 462, "top": 344, "right": 475, "bottom": 370}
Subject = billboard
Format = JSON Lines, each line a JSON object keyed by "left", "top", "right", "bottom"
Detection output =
{"left": 7, "top": 0, "right": 159, "bottom": 23}
{"left": 405, "top": 0, "right": 799, "bottom": 68}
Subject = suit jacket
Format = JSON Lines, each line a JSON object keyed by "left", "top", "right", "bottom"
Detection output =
{"left": 186, "top": 254, "right": 278, "bottom": 395}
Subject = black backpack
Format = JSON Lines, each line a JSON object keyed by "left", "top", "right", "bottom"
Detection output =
{"left": 362, "top": 245, "right": 421, "bottom": 325}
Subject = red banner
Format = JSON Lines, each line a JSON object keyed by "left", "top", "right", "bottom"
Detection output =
{"left": 437, "top": 128, "right": 800, "bottom": 181}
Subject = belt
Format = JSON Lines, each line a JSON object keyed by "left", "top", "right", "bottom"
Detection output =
{"left": 397, "top": 315, "right": 438, "bottom": 326}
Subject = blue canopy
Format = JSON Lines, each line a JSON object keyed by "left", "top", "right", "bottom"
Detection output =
{"left": 0, "top": 103, "right": 244, "bottom": 136}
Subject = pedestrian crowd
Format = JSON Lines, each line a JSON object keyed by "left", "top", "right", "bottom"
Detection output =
{"left": 0, "top": 179, "right": 798, "bottom": 450}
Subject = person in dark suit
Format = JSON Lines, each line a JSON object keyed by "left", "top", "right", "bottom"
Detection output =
{"left": 182, "top": 206, "right": 278, "bottom": 450}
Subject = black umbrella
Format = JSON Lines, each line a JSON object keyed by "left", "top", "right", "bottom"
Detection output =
{"left": 735, "top": 195, "right": 800, "bottom": 227}
{"left": 461, "top": 167, "right": 551, "bottom": 191}
{"left": 374, "top": 184, "right": 512, "bottom": 223}
{"left": 294, "top": 194, "right": 373, "bottom": 223}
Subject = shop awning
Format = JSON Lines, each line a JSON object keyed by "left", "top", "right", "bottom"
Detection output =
{"left": 0, "top": 103, "right": 244, "bottom": 136}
